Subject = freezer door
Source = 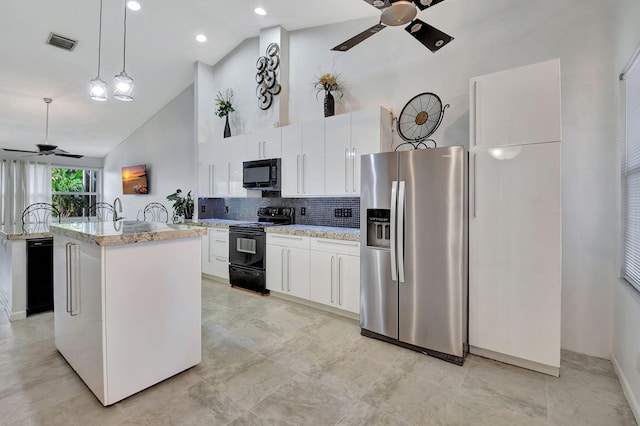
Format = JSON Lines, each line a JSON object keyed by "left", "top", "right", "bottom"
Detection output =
{"left": 397, "top": 147, "right": 465, "bottom": 357}
{"left": 360, "top": 152, "right": 398, "bottom": 339}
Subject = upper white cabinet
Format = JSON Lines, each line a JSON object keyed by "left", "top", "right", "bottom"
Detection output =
{"left": 281, "top": 119, "right": 325, "bottom": 197}
{"left": 470, "top": 58, "right": 561, "bottom": 148}
{"left": 246, "top": 127, "right": 282, "bottom": 161}
{"left": 198, "top": 135, "right": 247, "bottom": 198}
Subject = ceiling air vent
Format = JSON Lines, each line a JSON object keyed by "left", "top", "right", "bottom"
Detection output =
{"left": 46, "top": 32, "right": 78, "bottom": 51}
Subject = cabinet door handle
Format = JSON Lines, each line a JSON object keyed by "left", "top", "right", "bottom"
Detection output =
{"left": 65, "top": 242, "right": 72, "bottom": 314}
{"left": 257, "top": 142, "right": 261, "bottom": 159}
{"left": 214, "top": 239, "right": 226, "bottom": 243}
{"left": 281, "top": 248, "right": 285, "bottom": 291}
{"left": 272, "top": 234, "right": 303, "bottom": 241}
{"left": 302, "top": 154, "right": 307, "bottom": 193}
{"left": 287, "top": 249, "right": 291, "bottom": 292}
{"left": 316, "top": 239, "right": 359, "bottom": 247}
{"left": 338, "top": 256, "right": 343, "bottom": 306}
{"left": 473, "top": 153, "right": 477, "bottom": 218}
{"left": 214, "top": 257, "right": 227, "bottom": 262}
{"left": 473, "top": 80, "right": 478, "bottom": 147}
{"left": 352, "top": 148, "right": 357, "bottom": 192}
{"left": 330, "top": 256, "right": 335, "bottom": 303}
{"left": 262, "top": 141, "right": 266, "bottom": 158}
{"left": 297, "top": 154, "right": 301, "bottom": 194}
{"left": 345, "top": 148, "right": 349, "bottom": 192}
{"left": 227, "top": 163, "right": 231, "bottom": 194}
{"left": 209, "top": 165, "right": 214, "bottom": 194}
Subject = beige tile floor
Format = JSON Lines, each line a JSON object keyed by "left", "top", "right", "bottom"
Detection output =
{"left": 0, "top": 278, "right": 636, "bottom": 425}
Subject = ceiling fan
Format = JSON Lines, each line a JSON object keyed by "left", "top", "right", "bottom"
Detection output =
{"left": 331, "top": 0, "right": 453, "bottom": 52}
{"left": 2, "top": 98, "right": 84, "bottom": 159}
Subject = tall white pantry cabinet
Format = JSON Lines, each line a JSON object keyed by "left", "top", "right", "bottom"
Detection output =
{"left": 469, "top": 59, "right": 562, "bottom": 376}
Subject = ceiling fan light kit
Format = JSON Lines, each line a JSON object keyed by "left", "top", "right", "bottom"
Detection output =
{"left": 332, "top": 0, "right": 453, "bottom": 52}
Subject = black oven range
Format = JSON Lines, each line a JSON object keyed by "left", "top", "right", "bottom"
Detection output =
{"left": 228, "top": 206, "right": 294, "bottom": 294}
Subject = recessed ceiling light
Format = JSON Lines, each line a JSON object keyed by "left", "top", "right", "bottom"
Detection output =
{"left": 127, "top": 1, "right": 141, "bottom": 11}
{"left": 196, "top": 34, "right": 207, "bottom": 43}
{"left": 254, "top": 7, "right": 267, "bottom": 16}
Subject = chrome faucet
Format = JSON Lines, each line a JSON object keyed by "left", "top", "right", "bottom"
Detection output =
{"left": 113, "top": 197, "right": 123, "bottom": 221}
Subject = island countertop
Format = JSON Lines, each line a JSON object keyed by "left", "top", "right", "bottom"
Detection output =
{"left": 50, "top": 221, "right": 207, "bottom": 247}
{"left": 0, "top": 224, "right": 53, "bottom": 240}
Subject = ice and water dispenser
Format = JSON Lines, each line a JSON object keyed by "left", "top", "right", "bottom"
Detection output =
{"left": 366, "top": 209, "right": 391, "bottom": 249}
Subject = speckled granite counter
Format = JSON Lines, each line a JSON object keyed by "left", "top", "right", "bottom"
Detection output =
{"left": 0, "top": 224, "right": 53, "bottom": 241}
{"left": 50, "top": 221, "right": 207, "bottom": 246}
{"left": 190, "top": 219, "right": 250, "bottom": 229}
{"left": 265, "top": 225, "right": 360, "bottom": 241}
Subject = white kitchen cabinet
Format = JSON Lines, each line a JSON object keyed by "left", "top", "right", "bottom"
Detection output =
{"left": 309, "top": 238, "right": 360, "bottom": 314}
{"left": 201, "top": 227, "right": 229, "bottom": 280}
{"left": 325, "top": 107, "right": 393, "bottom": 196}
{"left": 469, "top": 142, "right": 561, "bottom": 376}
{"left": 281, "top": 120, "right": 325, "bottom": 197}
{"left": 470, "top": 59, "right": 561, "bottom": 148}
{"left": 198, "top": 135, "right": 247, "bottom": 198}
{"left": 246, "top": 127, "right": 282, "bottom": 160}
{"left": 266, "top": 234, "right": 310, "bottom": 299}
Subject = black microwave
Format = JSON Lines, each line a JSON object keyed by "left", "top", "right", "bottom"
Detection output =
{"left": 242, "top": 158, "right": 281, "bottom": 190}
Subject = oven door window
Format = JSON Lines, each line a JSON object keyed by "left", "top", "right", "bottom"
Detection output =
{"left": 229, "top": 230, "right": 266, "bottom": 269}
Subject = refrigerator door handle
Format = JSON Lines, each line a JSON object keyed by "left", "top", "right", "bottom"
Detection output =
{"left": 390, "top": 181, "right": 398, "bottom": 281}
{"left": 397, "top": 181, "right": 406, "bottom": 284}
{"left": 352, "top": 148, "right": 357, "bottom": 193}
{"left": 345, "top": 149, "right": 349, "bottom": 192}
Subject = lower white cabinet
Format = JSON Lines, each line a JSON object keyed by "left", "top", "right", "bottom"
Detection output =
{"left": 266, "top": 234, "right": 310, "bottom": 299}
{"left": 309, "top": 238, "right": 360, "bottom": 314}
{"left": 201, "top": 228, "right": 229, "bottom": 280}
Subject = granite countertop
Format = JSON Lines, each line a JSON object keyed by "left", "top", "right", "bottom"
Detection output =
{"left": 190, "top": 219, "right": 251, "bottom": 228}
{"left": 0, "top": 224, "right": 53, "bottom": 241}
{"left": 50, "top": 221, "right": 207, "bottom": 247}
{"left": 266, "top": 225, "right": 360, "bottom": 241}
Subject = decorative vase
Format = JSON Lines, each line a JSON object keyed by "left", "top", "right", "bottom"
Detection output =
{"left": 324, "top": 92, "right": 335, "bottom": 117}
{"left": 223, "top": 115, "right": 231, "bottom": 138}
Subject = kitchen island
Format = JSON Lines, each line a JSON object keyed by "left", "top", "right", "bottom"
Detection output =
{"left": 50, "top": 221, "right": 207, "bottom": 406}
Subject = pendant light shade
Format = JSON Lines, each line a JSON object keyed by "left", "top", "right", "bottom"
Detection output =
{"left": 90, "top": 0, "right": 107, "bottom": 101}
{"left": 114, "top": 0, "right": 134, "bottom": 101}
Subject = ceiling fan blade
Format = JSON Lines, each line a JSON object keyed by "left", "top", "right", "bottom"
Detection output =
{"left": 404, "top": 19, "right": 454, "bottom": 52}
{"left": 363, "top": 0, "right": 391, "bottom": 10}
{"left": 2, "top": 148, "right": 39, "bottom": 154}
{"left": 54, "top": 153, "right": 84, "bottom": 159}
{"left": 412, "top": 0, "right": 446, "bottom": 11}
{"left": 331, "top": 23, "right": 387, "bottom": 52}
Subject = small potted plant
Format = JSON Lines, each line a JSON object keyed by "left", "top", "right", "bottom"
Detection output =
{"left": 313, "top": 72, "right": 343, "bottom": 117}
{"left": 215, "top": 89, "right": 235, "bottom": 138}
{"left": 166, "top": 189, "right": 194, "bottom": 223}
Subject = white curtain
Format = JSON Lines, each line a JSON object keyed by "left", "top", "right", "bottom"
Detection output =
{"left": 0, "top": 160, "right": 51, "bottom": 226}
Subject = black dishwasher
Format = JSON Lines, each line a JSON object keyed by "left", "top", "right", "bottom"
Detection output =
{"left": 26, "top": 238, "right": 54, "bottom": 316}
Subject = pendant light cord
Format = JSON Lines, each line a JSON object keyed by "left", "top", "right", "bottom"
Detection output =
{"left": 97, "top": 0, "right": 103, "bottom": 77}
{"left": 45, "top": 102, "right": 49, "bottom": 144}
{"left": 122, "top": 0, "right": 127, "bottom": 72}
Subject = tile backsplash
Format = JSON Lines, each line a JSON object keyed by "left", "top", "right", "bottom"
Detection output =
{"left": 198, "top": 197, "right": 360, "bottom": 228}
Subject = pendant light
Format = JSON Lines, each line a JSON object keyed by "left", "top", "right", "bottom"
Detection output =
{"left": 114, "top": 0, "right": 134, "bottom": 101}
{"left": 89, "top": 0, "right": 107, "bottom": 101}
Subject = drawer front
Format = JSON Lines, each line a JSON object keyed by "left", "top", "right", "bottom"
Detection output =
{"left": 266, "top": 233, "right": 310, "bottom": 249}
{"left": 210, "top": 237, "right": 228, "bottom": 257}
{"left": 211, "top": 228, "right": 229, "bottom": 238}
{"left": 211, "top": 256, "right": 229, "bottom": 279}
{"left": 310, "top": 238, "right": 360, "bottom": 256}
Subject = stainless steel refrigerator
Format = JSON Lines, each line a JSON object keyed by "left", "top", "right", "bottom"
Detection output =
{"left": 360, "top": 146, "right": 467, "bottom": 364}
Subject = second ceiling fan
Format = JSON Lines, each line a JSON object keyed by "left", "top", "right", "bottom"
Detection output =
{"left": 332, "top": 0, "right": 453, "bottom": 53}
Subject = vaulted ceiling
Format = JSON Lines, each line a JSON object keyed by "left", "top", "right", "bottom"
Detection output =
{"left": 0, "top": 0, "right": 378, "bottom": 158}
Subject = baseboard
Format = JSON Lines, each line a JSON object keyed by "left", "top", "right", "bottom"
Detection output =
{"left": 470, "top": 345, "right": 560, "bottom": 377}
{"left": 268, "top": 291, "right": 359, "bottom": 322}
{"left": 10, "top": 311, "right": 26, "bottom": 321}
{"left": 612, "top": 352, "right": 640, "bottom": 425}
{"left": 201, "top": 273, "right": 229, "bottom": 284}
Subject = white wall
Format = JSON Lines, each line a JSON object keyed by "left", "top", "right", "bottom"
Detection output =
{"left": 103, "top": 85, "right": 196, "bottom": 221}
{"left": 195, "top": 0, "right": 618, "bottom": 358}
{"left": 612, "top": 0, "right": 640, "bottom": 419}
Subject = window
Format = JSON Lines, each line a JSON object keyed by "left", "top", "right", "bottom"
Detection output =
{"left": 623, "top": 50, "right": 640, "bottom": 291}
{"left": 51, "top": 167, "right": 99, "bottom": 218}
